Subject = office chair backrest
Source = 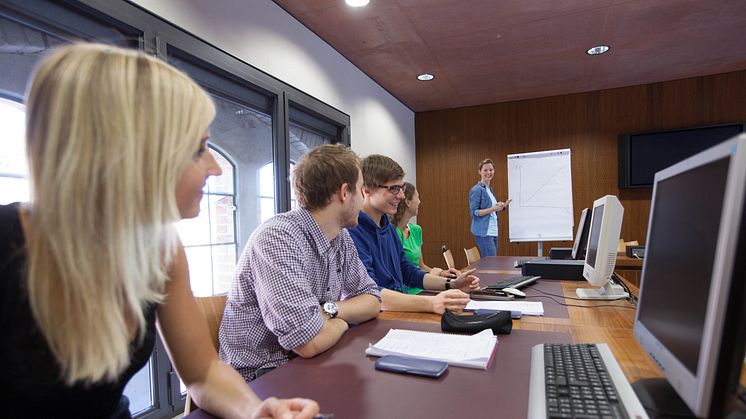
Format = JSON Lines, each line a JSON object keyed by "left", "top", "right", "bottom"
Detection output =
{"left": 185, "top": 294, "right": 228, "bottom": 414}
{"left": 443, "top": 249, "right": 456, "bottom": 270}
{"left": 464, "top": 246, "right": 481, "bottom": 266}
{"left": 194, "top": 295, "right": 227, "bottom": 351}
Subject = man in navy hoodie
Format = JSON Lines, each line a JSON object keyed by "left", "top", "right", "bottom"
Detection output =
{"left": 348, "top": 154, "right": 480, "bottom": 314}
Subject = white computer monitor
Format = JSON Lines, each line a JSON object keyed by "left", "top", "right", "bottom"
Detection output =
{"left": 633, "top": 135, "right": 746, "bottom": 418}
{"left": 576, "top": 195, "right": 628, "bottom": 300}
{"left": 570, "top": 207, "right": 590, "bottom": 260}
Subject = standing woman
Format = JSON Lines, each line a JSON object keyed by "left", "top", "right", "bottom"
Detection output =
{"left": 0, "top": 44, "right": 317, "bottom": 418}
{"left": 469, "top": 159, "right": 511, "bottom": 257}
{"left": 392, "top": 182, "right": 459, "bottom": 294}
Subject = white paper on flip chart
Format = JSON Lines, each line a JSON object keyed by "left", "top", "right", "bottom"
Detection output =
{"left": 465, "top": 300, "right": 545, "bottom": 316}
{"left": 365, "top": 328, "right": 497, "bottom": 369}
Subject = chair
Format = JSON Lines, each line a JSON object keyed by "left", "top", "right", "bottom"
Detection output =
{"left": 617, "top": 239, "right": 639, "bottom": 253}
{"left": 443, "top": 249, "right": 456, "bottom": 270}
{"left": 464, "top": 246, "right": 481, "bottom": 266}
{"left": 184, "top": 294, "right": 228, "bottom": 414}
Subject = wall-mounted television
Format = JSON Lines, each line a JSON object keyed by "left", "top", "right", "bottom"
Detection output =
{"left": 618, "top": 123, "right": 746, "bottom": 188}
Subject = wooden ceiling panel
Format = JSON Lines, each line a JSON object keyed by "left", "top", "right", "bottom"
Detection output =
{"left": 273, "top": 0, "right": 746, "bottom": 111}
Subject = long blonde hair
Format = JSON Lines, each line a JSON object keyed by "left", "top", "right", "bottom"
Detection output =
{"left": 24, "top": 43, "right": 215, "bottom": 384}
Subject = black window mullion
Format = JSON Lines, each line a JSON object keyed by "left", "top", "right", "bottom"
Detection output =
{"left": 275, "top": 93, "right": 290, "bottom": 214}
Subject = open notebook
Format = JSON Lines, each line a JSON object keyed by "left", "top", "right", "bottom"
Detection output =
{"left": 365, "top": 328, "right": 498, "bottom": 370}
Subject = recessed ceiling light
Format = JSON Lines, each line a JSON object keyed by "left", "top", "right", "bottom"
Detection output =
{"left": 417, "top": 73, "right": 434, "bottom": 81}
{"left": 345, "top": 0, "right": 370, "bottom": 7}
{"left": 586, "top": 45, "right": 610, "bottom": 55}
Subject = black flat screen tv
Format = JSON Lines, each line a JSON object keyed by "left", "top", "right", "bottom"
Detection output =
{"left": 618, "top": 123, "right": 746, "bottom": 188}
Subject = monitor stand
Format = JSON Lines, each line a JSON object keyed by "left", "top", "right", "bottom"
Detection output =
{"left": 633, "top": 379, "right": 746, "bottom": 419}
{"left": 575, "top": 281, "right": 629, "bottom": 300}
{"left": 632, "top": 378, "right": 695, "bottom": 418}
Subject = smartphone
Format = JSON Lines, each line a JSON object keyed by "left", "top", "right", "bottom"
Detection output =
{"left": 374, "top": 355, "right": 448, "bottom": 378}
{"left": 471, "top": 289, "right": 514, "bottom": 301}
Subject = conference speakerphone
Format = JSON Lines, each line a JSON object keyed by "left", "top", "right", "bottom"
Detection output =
{"left": 521, "top": 259, "right": 585, "bottom": 280}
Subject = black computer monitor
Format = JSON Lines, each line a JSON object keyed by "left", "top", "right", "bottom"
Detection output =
{"left": 633, "top": 134, "right": 746, "bottom": 418}
{"left": 570, "top": 208, "right": 590, "bottom": 260}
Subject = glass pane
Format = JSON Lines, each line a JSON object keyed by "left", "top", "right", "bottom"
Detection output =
{"left": 207, "top": 96, "right": 273, "bottom": 244}
{"left": 0, "top": 16, "right": 66, "bottom": 99}
{"left": 211, "top": 244, "right": 236, "bottom": 295}
{"left": 260, "top": 197, "right": 275, "bottom": 223}
{"left": 288, "top": 109, "right": 337, "bottom": 213}
{"left": 123, "top": 358, "right": 154, "bottom": 415}
{"left": 259, "top": 162, "right": 274, "bottom": 198}
{"left": 0, "top": 98, "right": 27, "bottom": 175}
{"left": 210, "top": 195, "right": 235, "bottom": 245}
{"left": 288, "top": 123, "right": 334, "bottom": 163}
{"left": 184, "top": 246, "right": 213, "bottom": 296}
{"left": 289, "top": 163, "right": 297, "bottom": 209}
{"left": 0, "top": 176, "right": 30, "bottom": 205}
{"left": 176, "top": 198, "right": 211, "bottom": 246}
{"left": 207, "top": 149, "right": 234, "bottom": 194}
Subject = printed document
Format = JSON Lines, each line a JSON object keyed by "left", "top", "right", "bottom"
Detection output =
{"left": 365, "top": 329, "right": 497, "bottom": 369}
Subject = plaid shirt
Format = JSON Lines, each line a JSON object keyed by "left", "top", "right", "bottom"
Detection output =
{"left": 218, "top": 208, "right": 380, "bottom": 381}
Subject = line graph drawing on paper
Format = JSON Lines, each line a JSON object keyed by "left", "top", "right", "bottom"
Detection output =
{"left": 516, "top": 163, "right": 570, "bottom": 210}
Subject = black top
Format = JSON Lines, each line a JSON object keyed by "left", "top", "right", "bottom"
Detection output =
{"left": 0, "top": 203, "right": 157, "bottom": 418}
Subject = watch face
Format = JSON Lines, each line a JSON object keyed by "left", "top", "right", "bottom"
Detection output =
{"left": 323, "top": 301, "right": 338, "bottom": 317}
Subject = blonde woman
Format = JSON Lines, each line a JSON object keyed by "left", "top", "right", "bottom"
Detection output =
{"left": 0, "top": 44, "right": 318, "bottom": 418}
{"left": 391, "top": 182, "right": 460, "bottom": 294}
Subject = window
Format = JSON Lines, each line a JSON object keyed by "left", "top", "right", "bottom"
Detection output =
{"left": 259, "top": 161, "right": 297, "bottom": 222}
{"left": 175, "top": 147, "right": 237, "bottom": 296}
{"left": 1, "top": 1, "right": 350, "bottom": 418}
{"left": 0, "top": 97, "right": 28, "bottom": 204}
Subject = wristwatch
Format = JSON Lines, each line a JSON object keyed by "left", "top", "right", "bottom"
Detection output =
{"left": 445, "top": 279, "right": 452, "bottom": 290}
{"left": 322, "top": 301, "right": 339, "bottom": 319}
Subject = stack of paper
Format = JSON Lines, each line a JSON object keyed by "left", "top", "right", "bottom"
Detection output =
{"left": 465, "top": 300, "right": 544, "bottom": 316}
{"left": 365, "top": 328, "right": 498, "bottom": 370}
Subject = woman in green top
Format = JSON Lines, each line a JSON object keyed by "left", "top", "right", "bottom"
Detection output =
{"left": 392, "top": 183, "right": 459, "bottom": 294}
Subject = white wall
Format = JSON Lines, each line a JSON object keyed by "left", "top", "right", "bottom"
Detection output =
{"left": 130, "top": 0, "right": 418, "bottom": 182}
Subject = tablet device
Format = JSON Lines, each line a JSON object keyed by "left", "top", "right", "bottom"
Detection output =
{"left": 374, "top": 355, "right": 448, "bottom": 378}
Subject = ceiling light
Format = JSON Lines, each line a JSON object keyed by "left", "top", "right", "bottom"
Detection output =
{"left": 345, "top": 0, "right": 370, "bottom": 7}
{"left": 586, "top": 45, "right": 610, "bottom": 55}
{"left": 417, "top": 73, "right": 434, "bottom": 81}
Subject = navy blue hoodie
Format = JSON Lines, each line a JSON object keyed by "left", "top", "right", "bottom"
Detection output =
{"left": 348, "top": 210, "right": 425, "bottom": 292}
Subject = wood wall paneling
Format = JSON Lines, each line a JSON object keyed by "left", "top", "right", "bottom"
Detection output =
{"left": 415, "top": 70, "right": 746, "bottom": 268}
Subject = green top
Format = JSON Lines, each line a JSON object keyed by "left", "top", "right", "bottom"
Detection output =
{"left": 396, "top": 223, "right": 424, "bottom": 294}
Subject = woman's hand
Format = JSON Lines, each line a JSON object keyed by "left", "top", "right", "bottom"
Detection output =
{"left": 252, "top": 397, "right": 320, "bottom": 419}
{"left": 433, "top": 267, "right": 460, "bottom": 278}
{"left": 451, "top": 268, "right": 480, "bottom": 293}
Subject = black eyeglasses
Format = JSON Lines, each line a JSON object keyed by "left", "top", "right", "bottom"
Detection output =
{"left": 375, "top": 183, "right": 407, "bottom": 195}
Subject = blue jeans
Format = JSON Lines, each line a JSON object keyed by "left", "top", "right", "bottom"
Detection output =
{"left": 474, "top": 235, "right": 498, "bottom": 257}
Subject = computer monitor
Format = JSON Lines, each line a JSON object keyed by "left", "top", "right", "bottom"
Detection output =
{"left": 633, "top": 135, "right": 746, "bottom": 418}
{"left": 570, "top": 207, "right": 590, "bottom": 260}
{"left": 576, "top": 195, "right": 629, "bottom": 300}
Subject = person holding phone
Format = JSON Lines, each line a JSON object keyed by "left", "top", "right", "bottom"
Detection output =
{"left": 469, "top": 158, "right": 511, "bottom": 257}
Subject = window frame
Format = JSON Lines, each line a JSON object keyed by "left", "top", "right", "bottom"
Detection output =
{"left": 0, "top": 0, "right": 352, "bottom": 417}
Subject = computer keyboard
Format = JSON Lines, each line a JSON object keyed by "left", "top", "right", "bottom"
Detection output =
{"left": 484, "top": 275, "right": 540, "bottom": 290}
{"left": 528, "top": 343, "right": 648, "bottom": 419}
{"left": 513, "top": 257, "right": 548, "bottom": 268}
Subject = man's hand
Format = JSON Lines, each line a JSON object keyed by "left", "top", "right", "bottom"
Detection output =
{"left": 431, "top": 289, "right": 471, "bottom": 314}
{"left": 451, "top": 268, "right": 480, "bottom": 293}
{"left": 252, "top": 397, "right": 319, "bottom": 419}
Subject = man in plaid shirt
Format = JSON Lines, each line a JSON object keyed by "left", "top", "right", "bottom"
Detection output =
{"left": 219, "top": 144, "right": 381, "bottom": 382}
